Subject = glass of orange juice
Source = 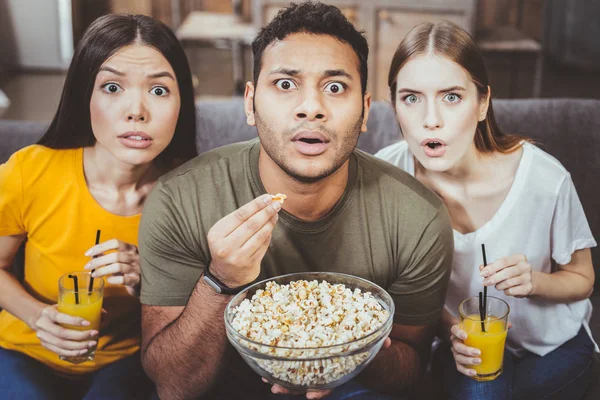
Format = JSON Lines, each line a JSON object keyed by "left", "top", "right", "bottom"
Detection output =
{"left": 58, "top": 271, "right": 104, "bottom": 364}
{"left": 459, "top": 296, "right": 510, "bottom": 381}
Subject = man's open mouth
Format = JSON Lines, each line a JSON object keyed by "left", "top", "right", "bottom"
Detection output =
{"left": 298, "top": 138, "right": 324, "bottom": 144}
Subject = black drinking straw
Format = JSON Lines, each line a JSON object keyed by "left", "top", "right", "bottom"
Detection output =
{"left": 481, "top": 244, "right": 489, "bottom": 326}
{"left": 88, "top": 230, "right": 100, "bottom": 293}
{"left": 478, "top": 292, "right": 486, "bottom": 332}
{"left": 68, "top": 274, "right": 79, "bottom": 304}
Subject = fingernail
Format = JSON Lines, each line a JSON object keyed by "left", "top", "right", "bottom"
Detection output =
{"left": 81, "top": 321, "right": 91, "bottom": 326}
{"left": 469, "top": 370, "right": 476, "bottom": 376}
{"left": 85, "top": 249, "right": 93, "bottom": 256}
{"left": 460, "top": 333, "right": 467, "bottom": 340}
{"left": 272, "top": 201, "right": 281, "bottom": 211}
{"left": 480, "top": 270, "right": 489, "bottom": 277}
{"left": 473, "top": 349, "right": 481, "bottom": 356}
{"left": 264, "top": 196, "right": 273, "bottom": 204}
{"left": 483, "top": 279, "right": 491, "bottom": 285}
{"left": 90, "top": 330, "right": 98, "bottom": 337}
{"left": 472, "top": 358, "right": 481, "bottom": 365}
{"left": 84, "top": 263, "right": 91, "bottom": 270}
{"left": 80, "top": 349, "right": 89, "bottom": 355}
{"left": 89, "top": 341, "right": 97, "bottom": 347}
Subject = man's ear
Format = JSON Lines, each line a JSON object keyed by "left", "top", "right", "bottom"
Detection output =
{"left": 479, "top": 86, "right": 491, "bottom": 122}
{"left": 360, "top": 92, "right": 372, "bottom": 133}
{"left": 244, "top": 82, "right": 256, "bottom": 126}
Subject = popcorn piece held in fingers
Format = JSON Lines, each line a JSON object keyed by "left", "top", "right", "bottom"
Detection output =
{"left": 272, "top": 193, "right": 287, "bottom": 204}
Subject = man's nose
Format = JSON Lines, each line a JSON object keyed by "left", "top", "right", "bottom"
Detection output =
{"left": 295, "top": 90, "right": 327, "bottom": 122}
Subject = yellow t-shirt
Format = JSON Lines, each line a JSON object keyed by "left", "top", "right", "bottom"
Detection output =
{"left": 0, "top": 145, "right": 141, "bottom": 375}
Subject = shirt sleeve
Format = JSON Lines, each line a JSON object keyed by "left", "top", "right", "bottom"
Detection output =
{"left": 388, "top": 204, "right": 454, "bottom": 326}
{"left": 551, "top": 174, "right": 597, "bottom": 265}
{"left": 0, "top": 152, "right": 26, "bottom": 236}
{"left": 139, "top": 181, "right": 207, "bottom": 306}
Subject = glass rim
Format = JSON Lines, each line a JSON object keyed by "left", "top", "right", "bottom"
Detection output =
{"left": 58, "top": 271, "right": 104, "bottom": 293}
{"left": 458, "top": 295, "right": 510, "bottom": 322}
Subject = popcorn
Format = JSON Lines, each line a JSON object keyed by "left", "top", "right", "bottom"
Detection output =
{"left": 230, "top": 279, "right": 389, "bottom": 386}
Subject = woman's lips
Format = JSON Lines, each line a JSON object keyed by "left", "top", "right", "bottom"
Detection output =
{"left": 420, "top": 138, "right": 447, "bottom": 158}
{"left": 118, "top": 132, "right": 153, "bottom": 149}
{"left": 422, "top": 144, "right": 446, "bottom": 157}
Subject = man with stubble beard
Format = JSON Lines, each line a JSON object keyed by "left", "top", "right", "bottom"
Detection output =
{"left": 138, "top": 3, "right": 453, "bottom": 400}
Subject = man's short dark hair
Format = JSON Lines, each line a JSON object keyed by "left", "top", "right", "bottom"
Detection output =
{"left": 251, "top": 2, "right": 369, "bottom": 94}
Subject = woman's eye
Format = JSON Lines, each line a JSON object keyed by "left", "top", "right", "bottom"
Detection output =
{"left": 443, "top": 93, "right": 461, "bottom": 103}
{"left": 102, "top": 83, "right": 122, "bottom": 94}
{"left": 324, "top": 82, "right": 346, "bottom": 94}
{"left": 404, "top": 94, "right": 419, "bottom": 104}
{"left": 275, "top": 79, "right": 297, "bottom": 90}
{"left": 150, "top": 86, "right": 169, "bottom": 96}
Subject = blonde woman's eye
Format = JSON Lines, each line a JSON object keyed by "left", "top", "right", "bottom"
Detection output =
{"left": 444, "top": 93, "right": 461, "bottom": 103}
{"left": 275, "top": 79, "right": 297, "bottom": 90}
{"left": 101, "top": 83, "right": 122, "bottom": 94}
{"left": 324, "top": 82, "right": 346, "bottom": 94}
{"left": 404, "top": 94, "right": 419, "bottom": 104}
{"left": 150, "top": 86, "right": 169, "bottom": 96}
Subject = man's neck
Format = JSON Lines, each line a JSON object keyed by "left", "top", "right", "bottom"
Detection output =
{"left": 258, "top": 148, "right": 350, "bottom": 222}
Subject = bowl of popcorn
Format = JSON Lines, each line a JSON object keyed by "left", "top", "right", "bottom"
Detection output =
{"left": 225, "top": 272, "right": 394, "bottom": 391}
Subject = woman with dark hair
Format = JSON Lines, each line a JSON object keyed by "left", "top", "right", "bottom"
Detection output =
{"left": 0, "top": 14, "right": 196, "bottom": 398}
{"left": 376, "top": 21, "right": 597, "bottom": 400}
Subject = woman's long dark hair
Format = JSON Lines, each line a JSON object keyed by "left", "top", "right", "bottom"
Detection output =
{"left": 38, "top": 14, "right": 197, "bottom": 169}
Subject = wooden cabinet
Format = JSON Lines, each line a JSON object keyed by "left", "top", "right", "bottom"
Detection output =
{"left": 252, "top": 0, "right": 476, "bottom": 101}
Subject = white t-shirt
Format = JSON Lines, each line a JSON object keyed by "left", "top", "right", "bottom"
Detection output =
{"left": 376, "top": 140, "right": 598, "bottom": 357}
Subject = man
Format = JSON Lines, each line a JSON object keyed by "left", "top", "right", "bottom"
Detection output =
{"left": 139, "top": 3, "right": 453, "bottom": 399}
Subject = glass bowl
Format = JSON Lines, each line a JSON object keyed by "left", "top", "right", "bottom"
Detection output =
{"left": 225, "top": 272, "right": 394, "bottom": 391}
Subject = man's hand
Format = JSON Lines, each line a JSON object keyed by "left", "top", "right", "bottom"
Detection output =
{"left": 263, "top": 338, "right": 392, "bottom": 399}
{"left": 207, "top": 194, "right": 281, "bottom": 288}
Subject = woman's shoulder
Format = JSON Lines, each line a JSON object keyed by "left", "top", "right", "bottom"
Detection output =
{"left": 374, "top": 140, "right": 410, "bottom": 165}
{"left": 519, "top": 142, "right": 572, "bottom": 196}
{"left": 522, "top": 141, "right": 570, "bottom": 181}
{"left": 10, "top": 145, "right": 80, "bottom": 166}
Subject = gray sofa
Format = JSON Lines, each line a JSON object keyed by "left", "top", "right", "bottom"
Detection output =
{"left": 1, "top": 98, "right": 599, "bottom": 398}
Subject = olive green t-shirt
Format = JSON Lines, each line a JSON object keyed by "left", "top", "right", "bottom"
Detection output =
{"left": 139, "top": 140, "right": 453, "bottom": 326}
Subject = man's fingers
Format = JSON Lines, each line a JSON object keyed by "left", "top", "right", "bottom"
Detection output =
{"left": 209, "top": 195, "right": 274, "bottom": 239}
{"left": 244, "top": 217, "right": 277, "bottom": 258}
{"left": 227, "top": 200, "right": 280, "bottom": 249}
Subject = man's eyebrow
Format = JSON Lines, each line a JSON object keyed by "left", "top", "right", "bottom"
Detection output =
{"left": 323, "top": 69, "right": 352, "bottom": 80}
{"left": 269, "top": 68, "right": 300, "bottom": 76}
{"left": 98, "top": 67, "right": 175, "bottom": 80}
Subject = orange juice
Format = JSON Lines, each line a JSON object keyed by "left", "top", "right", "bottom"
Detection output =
{"left": 462, "top": 315, "right": 507, "bottom": 381}
{"left": 58, "top": 271, "right": 104, "bottom": 364}
{"left": 58, "top": 291, "right": 103, "bottom": 331}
